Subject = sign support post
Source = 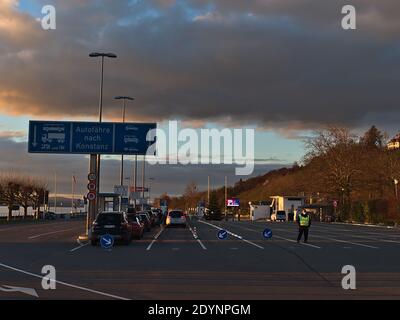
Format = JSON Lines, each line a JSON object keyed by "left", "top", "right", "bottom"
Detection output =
{"left": 87, "top": 154, "right": 97, "bottom": 237}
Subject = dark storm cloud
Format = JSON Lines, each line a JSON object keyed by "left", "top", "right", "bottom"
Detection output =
{"left": 0, "top": 0, "right": 399, "bottom": 128}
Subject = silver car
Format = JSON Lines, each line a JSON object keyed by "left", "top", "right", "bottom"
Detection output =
{"left": 165, "top": 210, "right": 187, "bottom": 227}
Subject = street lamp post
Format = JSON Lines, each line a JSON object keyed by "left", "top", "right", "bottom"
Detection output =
{"left": 394, "top": 179, "right": 398, "bottom": 200}
{"left": 148, "top": 177, "right": 155, "bottom": 205}
{"left": 88, "top": 52, "right": 117, "bottom": 231}
{"left": 114, "top": 96, "right": 134, "bottom": 211}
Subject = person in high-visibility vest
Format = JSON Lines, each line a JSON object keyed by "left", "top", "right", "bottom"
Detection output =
{"left": 296, "top": 209, "right": 311, "bottom": 243}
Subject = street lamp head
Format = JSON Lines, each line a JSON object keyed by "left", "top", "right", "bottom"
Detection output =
{"left": 89, "top": 52, "right": 117, "bottom": 58}
{"left": 114, "top": 96, "right": 134, "bottom": 101}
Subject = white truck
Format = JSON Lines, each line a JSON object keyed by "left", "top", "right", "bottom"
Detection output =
{"left": 270, "top": 196, "right": 304, "bottom": 222}
{"left": 249, "top": 201, "right": 271, "bottom": 221}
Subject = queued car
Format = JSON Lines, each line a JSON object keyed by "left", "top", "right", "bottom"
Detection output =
{"left": 165, "top": 210, "right": 187, "bottom": 227}
{"left": 151, "top": 209, "right": 163, "bottom": 225}
{"left": 204, "top": 208, "right": 223, "bottom": 221}
{"left": 91, "top": 211, "right": 132, "bottom": 246}
{"left": 137, "top": 212, "right": 152, "bottom": 232}
{"left": 145, "top": 210, "right": 156, "bottom": 227}
{"left": 126, "top": 213, "right": 144, "bottom": 240}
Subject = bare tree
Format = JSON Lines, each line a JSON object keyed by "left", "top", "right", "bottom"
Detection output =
{"left": 305, "top": 127, "right": 362, "bottom": 220}
{"left": 15, "top": 178, "right": 35, "bottom": 219}
{"left": 0, "top": 178, "right": 21, "bottom": 221}
{"left": 0, "top": 172, "right": 48, "bottom": 220}
{"left": 183, "top": 181, "right": 198, "bottom": 212}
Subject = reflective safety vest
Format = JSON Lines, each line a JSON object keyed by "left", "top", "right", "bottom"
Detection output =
{"left": 299, "top": 214, "right": 310, "bottom": 227}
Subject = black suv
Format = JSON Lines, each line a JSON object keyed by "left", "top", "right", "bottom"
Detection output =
{"left": 91, "top": 211, "right": 132, "bottom": 246}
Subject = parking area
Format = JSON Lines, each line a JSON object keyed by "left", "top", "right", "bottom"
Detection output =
{"left": 1, "top": 219, "right": 400, "bottom": 299}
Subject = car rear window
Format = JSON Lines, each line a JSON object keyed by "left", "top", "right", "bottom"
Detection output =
{"left": 96, "top": 214, "right": 122, "bottom": 224}
{"left": 169, "top": 211, "right": 183, "bottom": 218}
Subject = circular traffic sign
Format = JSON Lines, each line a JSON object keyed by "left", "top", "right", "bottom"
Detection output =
{"left": 217, "top": 229, "right": 228, "bottom": 240}
{"left": 263, "top": 228, "right": 273, "bottom": 239}
{"left": 88, "top": 172, "right": 97, "bottom": 181}
{"left": 87, "top": 182, "right": 96, "bottom": 191}
{"left": 100, "top": 234, "right": 114, "bottom": 249}
{"left": 87, "top": 191, "right": 96, "bottom": 201}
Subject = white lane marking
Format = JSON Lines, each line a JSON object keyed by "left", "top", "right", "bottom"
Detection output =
{"left": 146, "top": 227, "right": 164, "bottom": 251}
{"left": 331, "top": 222, "right": 394, "bottom": 229}
{"left": 189, "top": 225, "right": 207, "bottom": 250}
{"left": 272, "top": 227, "right": 379, "bottom": 249}
{"left": 309, "top": 225, "right": 400, "bottom": 239}
{"left": 0, "top": 285, "right": 39, "bottom": 298}
{"left": 230, "top": 222, "right": 322, "bottom": 249}
{"left": 379, "top": 239, "right": 400, "bottom": 244}
{"left": 0, "top": 262, "right": 129, "bottom": 300}
{"left": 69, "top": 239, "right": 89, "bottom": 252}
{"left": 340, "top": 232, "right": 400, "bottom": 244}
{"left": 28, "top": 227, "right": 80, "bottom": 239}
{"left": 309, "top": 232, "right": 379, "bottom": 249}
{"left": 250, "top": 221, "right": 391, "bottom": 247}
{"left": 199, "top": 220, "right": 264, "bottom": 250}
{"left": 273, "top": 235, "right": 322, "bottom": 249}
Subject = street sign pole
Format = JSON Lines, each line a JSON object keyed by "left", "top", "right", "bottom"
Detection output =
{"left": 87, "top": 154, "right": 97, "bottom": 237}
{"left": 142, "top": 155, "right": 145, "bottom": 210}
{"left": 134, "top": 155, "right": 137, "bottom": 208}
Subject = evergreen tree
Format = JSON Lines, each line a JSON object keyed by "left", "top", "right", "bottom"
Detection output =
{"left": 207, "top": 191, "right": 221, "bottom": 220}
{"left": 360, "top": 125, "right": 384, "bottom": 148}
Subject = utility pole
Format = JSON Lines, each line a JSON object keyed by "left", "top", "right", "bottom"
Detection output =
{"left": 224, "top": 176, "right": 227, "bottom": 217}
{"left": 133, "top": 155, "right": 137, "bottom": 208}
{"left": 207, "top": 176, "right": 210, "bottom": 207}
{"left": 114, "top": 96, "right": 134, "bottom": 212}
{"left": 141, "top": 155, "right": 145, "bottom": 210}
{"left": 54, "top": 171, "right": 57, "bottom": 214}
{"left": 71, "top": 174, "right": 75, "bottom": 215}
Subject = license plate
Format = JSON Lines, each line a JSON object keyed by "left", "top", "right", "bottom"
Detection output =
{"left": 104, "top": 225, "right": 115, "bottom": 228}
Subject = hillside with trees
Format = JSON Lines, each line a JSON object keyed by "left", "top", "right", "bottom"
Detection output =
{"left": 155, "top": 126, "right": 400, "bottom": 225}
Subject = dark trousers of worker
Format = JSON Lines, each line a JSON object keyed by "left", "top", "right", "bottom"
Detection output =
{"left": 297, "top": 226, "right": 309, "bottom": 242}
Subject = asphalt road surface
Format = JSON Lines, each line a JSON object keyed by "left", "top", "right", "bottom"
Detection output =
{"left": 1, "top": 218, "right": 400, "bottom": 299}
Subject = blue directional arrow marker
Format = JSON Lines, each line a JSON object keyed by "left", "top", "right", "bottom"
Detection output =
{"left": 217, "top": 229, "right": 228, "bottom": 240}
{"left": 263, "top": 228, "right": 273, "bottom": 239}
{"left": 100, "top": 234, "right": 114, "bottom": 249}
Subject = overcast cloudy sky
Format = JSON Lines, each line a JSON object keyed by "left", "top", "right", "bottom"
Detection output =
{"left": 0, "top": 0, "right": 399, "bottom": 197}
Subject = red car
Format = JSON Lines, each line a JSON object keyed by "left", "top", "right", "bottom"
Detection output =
{"left": 126, "top": 214, "right": 144, "bottom": 240}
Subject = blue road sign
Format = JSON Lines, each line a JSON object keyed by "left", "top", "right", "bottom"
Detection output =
{"left": 263, "top": 228, "right": 273, "bottom": 239}
{"left": 100, "top": 234, "right": 114, "bottom": 249}
{"left": 217, "top": 229, "right": 228, "bottom": 240}
{"left": 28, "top": 121, "right": 156, "bottom": 155}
